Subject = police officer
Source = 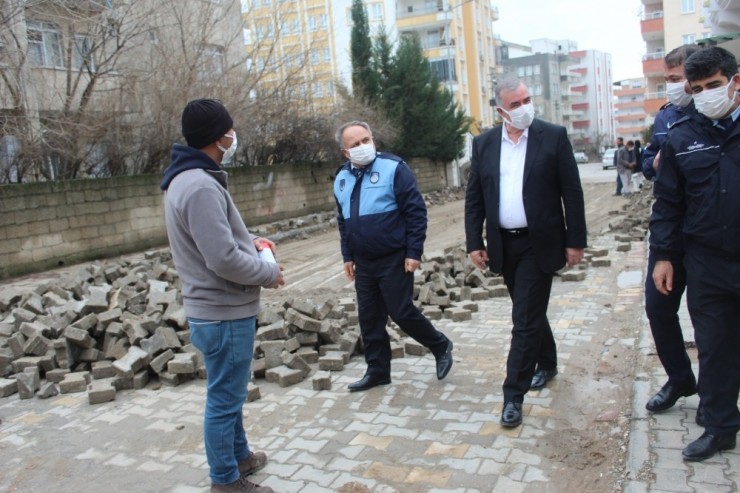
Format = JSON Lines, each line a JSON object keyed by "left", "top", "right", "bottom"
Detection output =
{"left": 650, "top": 46, "right": 740, "bottom": 462}
{"left": 642, "top": 45, "right": 704, "bottom": 423}
{"left": 333, "top": 121, "right": 454, "bottom": 392}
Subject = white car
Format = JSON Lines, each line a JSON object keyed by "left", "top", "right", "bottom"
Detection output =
{"left": 602, "top": 148, "right": 618, "bottom": 170}
{"left": 573, "top": 152, "right": 588, "bottom": 164}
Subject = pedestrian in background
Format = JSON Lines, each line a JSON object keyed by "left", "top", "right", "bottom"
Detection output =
{"left": 650, "top": 46, "right": 740, "bottom": 462}
{"left": 614, "top": 137, "right": 624, "bottom": 196}
{"left": 465, "top": 76, "right": 587, "bottom": 428}
{"left": 161, "top": 99, "right": 282, "bottom": 493}
{"left": 617, "top": 139, "right": 635, "bottom": 197}
{"left": 642, "top": 44, "right": 703, "bottom": 425}
{"left": 332, "top": 120, "right": 454, "bottom": 392}
{"left": 632, "top": 139, "right": 644, "bottom": 190}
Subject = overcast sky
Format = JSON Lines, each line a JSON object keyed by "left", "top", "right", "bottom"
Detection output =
{"left": 492, "top": 0, "right": 645, "bottom": 81}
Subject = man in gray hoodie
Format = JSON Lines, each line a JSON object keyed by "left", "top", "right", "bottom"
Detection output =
{"left": 161, "top": 99, "right": 282, "bottom": 493}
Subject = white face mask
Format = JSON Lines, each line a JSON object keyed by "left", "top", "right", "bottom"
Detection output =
{"left": 217, "top": 132, "right": 237, "bottom": 163}
{"left": 500, "top": 102, "right": 535, "bottom": 130}
{"left": 694, "top": 80, "right": 737, "bottom": 120}
{"left": 347, "top": 142, "right": 376, "bottom": 166}
{"left": 666, "top": 81, "right": 693, "bottom": 108}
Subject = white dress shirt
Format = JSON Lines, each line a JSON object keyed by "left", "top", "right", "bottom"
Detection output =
{"left": 498, "top": 125, "right": 529, "bottom": 229}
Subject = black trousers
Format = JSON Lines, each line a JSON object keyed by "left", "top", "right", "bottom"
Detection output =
{"left": 644, "top": 250, "right": 696, "bottom": 388}
{"left": 500, "top": 232, "right": 556, "bottom": 403}
{"left": 684, "top": 248, "right": 740, "bottom": 437}
{"left": 354, "top": 250, "right": 448, "bottom": 377}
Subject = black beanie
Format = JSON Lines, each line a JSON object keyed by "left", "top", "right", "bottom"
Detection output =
{"left": 181, "top": 99, "right": 234, "bottom": 149}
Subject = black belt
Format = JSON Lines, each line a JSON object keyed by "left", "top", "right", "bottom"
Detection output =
{"left": 500, "top": 227, "right": 529, "bottom": 236}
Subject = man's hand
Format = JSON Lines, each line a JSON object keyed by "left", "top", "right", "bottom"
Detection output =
{"left": 404, "top": 258, "right": 420, "bottom": 273}
{"left": 343, "top": 261, "right": 355, "bottom": 281}
{"left": 565, "top": 247, "right": 584, "bottom": 267}
{"left": 653, "top": 260, "right": 674, "bottom": 295}
{"left": 653, "top": 150, "right": 661, "bottom": 172}
{"left": 469, "top": 249, "right": 489, "bottom": 270}
{"left": 253, "top": 237, "right": 276, "bottom": 254}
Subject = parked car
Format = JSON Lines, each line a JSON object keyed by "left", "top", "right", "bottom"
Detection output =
{"left": 601, "top": 148, "right": 618, "bottom": 169}
{"left": 573, "top": 152, "right": 588, "bottom": 164}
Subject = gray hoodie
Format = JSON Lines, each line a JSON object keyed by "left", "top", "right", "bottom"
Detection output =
{"left": 162, "top": 145, "right": 279, "bottom": 320}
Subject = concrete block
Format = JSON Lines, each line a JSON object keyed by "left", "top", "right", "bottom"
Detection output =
{"left": 312, "top": 371, "right": 331, "bottom": 391}
{"left": 260, "top": 341, "right": 285, "bottom": 369}
{"left": 150, "top": 349, "right": 175, "bottom": 374}
{"left": 281, "top": 351, "right": 312, "bottom": 377}
{"left": 470, "top": 288, "right": 489, "bottom": 301}
{"left": 591, "top": 258, "right": 611, "bottom": 267}
{"left": 295, "top": 348, "right": 318, "bottom": 364}
{"left": 405, "top": 340, "right": 429, "bottom": 356}
{"left": 318, "top": 354, "right": 344, "bottom": 371}
{"left": 167, "top": 352, "right": 196, "bottom": 374}
{"left": 63, "top": 326, "right": 95, "bottom": 349}
{"left": 112, "top": 346, "right": 150, "bottom": 377}
{"left": 422, "top": 306, "right": 443, "bottom": 320}
{"left": 247, "top": 382, "right": 261, "bottom": 402}
{"left": 0, "top": 377, "right": 18, "bottom": 397}
{"left": 88, "top": 378, "right": 116, "bottom": 404}
{"left": 444, "top": 307, "right": 472, "bottom": 322}
{"left": 256, "top": 323, "right": 287, "bottom": 341}
{"left": 59, "top": 371, "right": 91, "bottom": 394}
{"left": 265, "top": 366, "right": 305, "bottom": 387}
{"left": 133, "top": 369, "right": 150, "bottom": 389}
{"left": 37, "top": 381, "right": 59, "bottom": 399}
{"left": 390, "top": 342, "right": 405, "bottom": 359}
{"left": 46, "top": 368, "right": 71, "bottom": 383}
{"left": 486, "top": 285, "right": 509, "bottom": 298}
{"left": 11, "top": 356, "right": 42, "bottom": 374}
{"left": 561, "top": 270, "right": 587, "bottom": 282}
{"left": 91, "top": 360, "right": 116, "bottom": 379}
{"left": 17, "top": 367, "right": 40, "bottom": 399}
{"left": 285, "top": 308, "right": 321, "bottom": 332}
{"left": 155, "top": 326, "right": 182, "bottom": 349}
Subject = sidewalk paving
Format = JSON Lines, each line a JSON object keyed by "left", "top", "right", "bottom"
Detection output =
{"left": 0, "top": 235, "right": 738, "bottom": 492}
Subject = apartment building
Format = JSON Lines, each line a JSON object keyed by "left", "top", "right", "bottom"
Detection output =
{"left": 641, "top": 0, "right": 708, "bottom": 119}
{"left": 613, "top": 78, "right": 648, "bottom": 142}
{"left": 396, "top": 0, "right": 499, "bottom": 130}
{"left": 0, "top": 0, "right": 248, "bottom": 181}
{"left": 242, "top": 0, "right": 498, "bottom": 130}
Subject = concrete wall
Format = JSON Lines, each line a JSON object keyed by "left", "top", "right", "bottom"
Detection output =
{"left": 0, "top": 158, "right": 448, "bottom": 279}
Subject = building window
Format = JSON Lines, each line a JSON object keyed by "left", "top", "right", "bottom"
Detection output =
{"left": 682, "top": 33, "right": 696, "bottom": 44}
{"left": 308, "top": 16, "right": 317, "bottom": 32}
{"left": 430, "top": 59, "right": 456, "bottom": 82}
{"left": 73, "top": 35, "right": 94, "bottom": 71}
{"left": 27, "top": 21, "right": 64, "bottom": 68}
{"left": 369, "top": 3, "right": 383, "bottom": 21}
{"left": 319, "top": 14, "right": 328, "bottom": 30}
{"left": 681, "top": 0, "right": 694, "bottom": 13}
{"left": 323, "top": 47, "right": 331, "bottom": 62}
{"left": 199, "top": 44, "right": 225, "bottom": 79}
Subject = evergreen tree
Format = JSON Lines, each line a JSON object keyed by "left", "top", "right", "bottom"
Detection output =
{"left": 350, "top": 0, "right": 378, "bottom": 102}
{"left": 371, "top": 24, "right": 393, "bottom": 102}
{"left": 383, "top": 34, "right": 470, "bottom": 161}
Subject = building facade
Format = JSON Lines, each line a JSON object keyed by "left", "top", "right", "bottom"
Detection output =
{"left": 242, "top": 0, "right": 498, "bottom": 130}
{"left": 614, "top": 78, "right": 648, "bottom": 143}
{"left": 641, "top": 0, "right": 708, "bottom": 119}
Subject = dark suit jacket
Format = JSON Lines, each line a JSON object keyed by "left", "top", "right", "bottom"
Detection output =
{"left": 465, "top": 119, "right": 587, "bottom": 274}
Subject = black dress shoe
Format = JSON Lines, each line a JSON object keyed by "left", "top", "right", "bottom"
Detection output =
{"left": 682, "top": 432, "right": 736, "bottom": 461}
{"left": 530, "top": 368, "right": 558, "bottom": 390}
{"left": 435, "top": 340, "right": 453, "bottom": 380}
{"left": 695, "top": 404, "right": 706, "bottom": 427}
{"left": 645, "top": 382, "right": 697, "bottom": 412}
{"left": 500, "top": 402, "right": 523, "bottom": 428}
{"left": 348, "top": 374, "right": 391, "bottom": 392}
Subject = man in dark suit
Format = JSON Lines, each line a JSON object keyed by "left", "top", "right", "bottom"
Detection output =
{"left": 465, "top": 76, "right": 587, "bottom": 428}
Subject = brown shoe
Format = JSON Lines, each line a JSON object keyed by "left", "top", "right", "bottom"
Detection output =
{"left": 211, "top": 476, "right": 274, "bottom": 493}
{"left": 238, "top": 451, "right": 267, "bottom": 476}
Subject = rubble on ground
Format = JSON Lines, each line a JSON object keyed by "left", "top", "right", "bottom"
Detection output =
{"left": 0, "top": 184, "right": 633, "bottom": 404}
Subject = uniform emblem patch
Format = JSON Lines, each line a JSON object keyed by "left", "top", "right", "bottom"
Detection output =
{"left": 339, "top": 179, "right": 346, "bottom": 192}
{"left": 370, "top": 172, "right": 380, "bottom": 184}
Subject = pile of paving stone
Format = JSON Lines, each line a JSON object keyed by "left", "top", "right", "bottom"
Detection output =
{"left": 0, "top": 236, "right": 613, "bottom": 406}
{"left": 605, "top": 182, "right": 653, "bottom": 251}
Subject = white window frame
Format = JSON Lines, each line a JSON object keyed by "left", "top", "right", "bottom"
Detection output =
{"left": 27, "top": 20, "right": 64, "bottom": 68}
{"left": 681, "top": 0, "right": 694, "bottom": 14}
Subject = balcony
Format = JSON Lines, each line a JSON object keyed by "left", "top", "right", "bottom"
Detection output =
{"left": 641, "top": 15, "right": 664, "bottom": 42}
{"left": 642, "top": 54, "right": 664, "bottom": 76}
{"left": 396, "top": 3, "right": 452, "bottom": 29}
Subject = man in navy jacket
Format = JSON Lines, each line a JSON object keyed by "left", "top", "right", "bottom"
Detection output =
{"left": 333, "top": 121, "right": 453, "bottom": 392}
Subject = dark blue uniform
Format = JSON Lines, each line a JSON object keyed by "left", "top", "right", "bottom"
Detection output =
{"left": 643, "top": 102, "right": 697, "bottom": 397}
{"left": 334, "top": 153, "right": 449, "bottom": 377}
{"left": 650, "top": 109, "right": 740, "bottom": 438}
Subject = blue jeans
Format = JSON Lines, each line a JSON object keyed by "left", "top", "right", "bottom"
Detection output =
{"left": 188, "top": 317, "right": 256, "bottom": 485}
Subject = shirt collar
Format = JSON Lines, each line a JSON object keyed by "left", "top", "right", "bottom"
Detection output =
{"left": 502, "top": 123, "right": 529, "bottom": 144}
